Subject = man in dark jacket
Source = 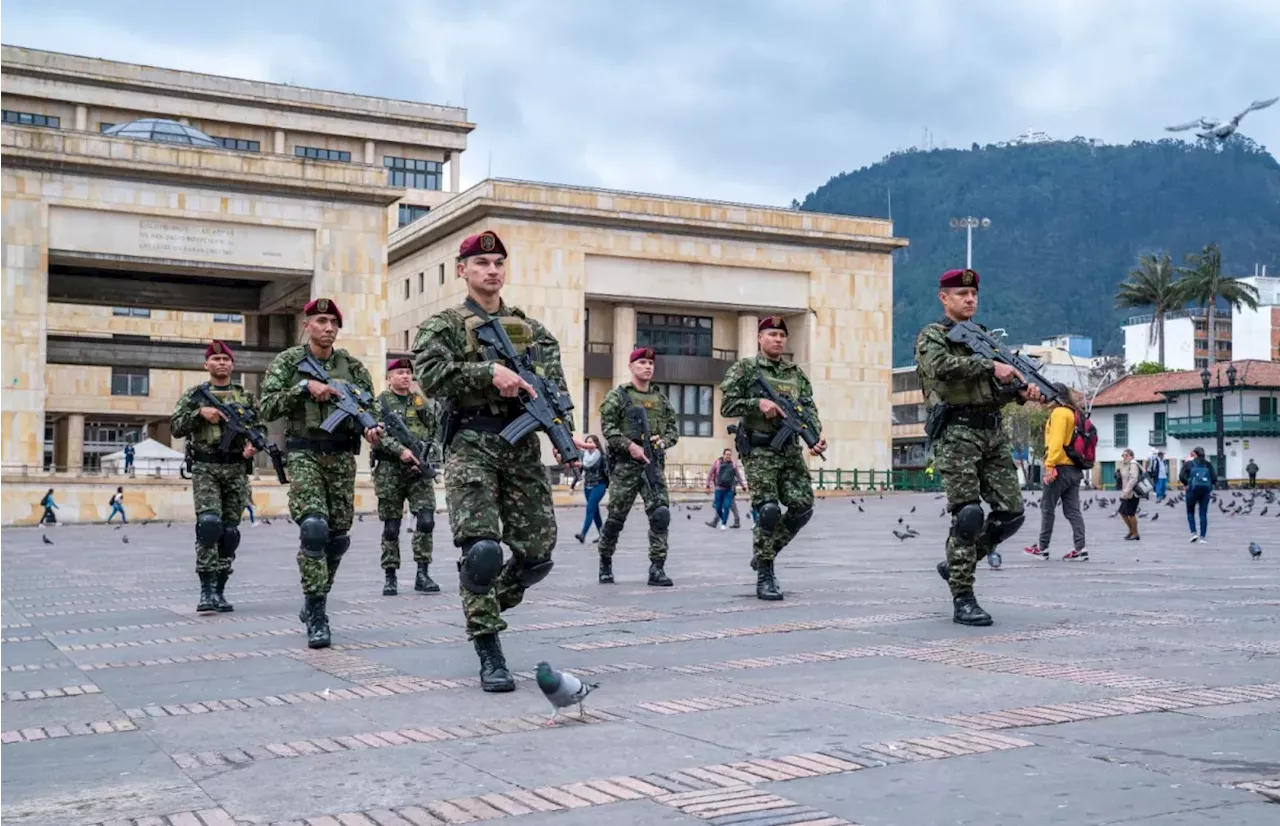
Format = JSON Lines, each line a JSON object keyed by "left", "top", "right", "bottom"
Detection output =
{"left": 1179, "top": 446, "right": 1218, "bottom": 543}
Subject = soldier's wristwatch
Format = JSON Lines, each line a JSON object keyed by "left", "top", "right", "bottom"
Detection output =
{"left": 297, "top": 379, "right": 309, "bottom": 392}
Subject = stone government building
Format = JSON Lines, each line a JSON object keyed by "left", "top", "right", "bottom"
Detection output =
{"left": 1, "top": 44, "right": 902, "bottom": 525}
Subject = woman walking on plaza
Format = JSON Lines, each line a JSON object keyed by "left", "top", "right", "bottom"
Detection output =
{"left": 1117, "top": 449, "right": 1142, "bottom": 541}
{"left": 39, "top": 488, "right": 59, "bottom": 526}
{"left": 1180, "top": 446, "right": 1217, "bottom": 542}
{"left": 1026, "top": 384, "right": 1088, "bottom": 561}
{"left": 575, "top": 435, "right": 608, "bottom": 544}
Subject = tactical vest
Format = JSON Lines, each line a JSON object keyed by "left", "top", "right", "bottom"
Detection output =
{"left": 917, "top": 320, "right": 1004, "bottom": 410}
{"left": 455, "top": 303, "right": 539, "bottom": 413}
{"left": 283, "top": 347, "right": 363, "bottom": 438}
{"left": 375, "top": 389, "right": 433, "bottom": 457}
{"left": 190, "top": 383, "right": 253, "bottom": 451}
{"left": 621, "top": 385, "right": 669, "bottom": 432}
{"left": 741, "top": 358, "right": 802, "bottom": 435}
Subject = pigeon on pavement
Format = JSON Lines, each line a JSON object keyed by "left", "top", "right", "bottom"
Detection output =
{"left": 535, "top": 661, "right": 598, "bottom": 725}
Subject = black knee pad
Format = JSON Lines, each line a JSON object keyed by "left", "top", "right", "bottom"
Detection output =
{"left": 600, "top": 515, "right": 625, "bottom": 540}
{"left": 381, "top": 518, "right": 402, "bottom": 543}
{"left": 217, "top": 526, "right": 240, "bottom": 560}
{"left": 414, "top": 508, "right": 434, "bottom": 534}
{"left": 299, "top": 514, "right": 329, "bottom": 558}
{"left": 982, "top": 510, "right": 1026, "bottom": 547}
{"left": 782, "top": 503, "right": 814, "bottom": 534}
{"left": 195, "top": 512, "right": 223, "bottom": 546}
{"left": 326, "top": 531, "right": 351, "bottom": 560}
{"left": 517, "top": 558, "right": 555, "bottom": 587}
{"left": 458, "top": 537, "right": 504, "bottom": 595}
{"left": 757, "top": 501, "right": 782, "bottom": 533}
{"left": 951, "top": 503, "right": 985, "bottom": 542}
{"left": 647, "top": 505, "right": 671, "bottom": 532}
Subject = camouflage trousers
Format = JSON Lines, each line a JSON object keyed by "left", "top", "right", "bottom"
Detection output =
{"left": 744, "top": 445, "right": 814, "bottom": 564}
{"left": 373, "top": 458, "right": 436, "bottom": 568}
{"left": 288, "top": 449, "right": 356, "bottom": 596}
{"left": 597, "top": 459, "right": 670, "bottom": 563}
{"left": 444, "top": 429, "right": 555, "bottom": 639}
{"left": 191, "top": 461, "right": 250, "bottom": 575}
{"left": 933, "top": 423, "right": 1024, "bottom": 597}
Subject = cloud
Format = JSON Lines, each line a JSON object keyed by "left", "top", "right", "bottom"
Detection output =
{"left": 3, "top": 0, "right": 1277, "bottom": 205}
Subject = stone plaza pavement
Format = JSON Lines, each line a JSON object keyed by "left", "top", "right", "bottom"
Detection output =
{"left": 2, "top": 490, "right": 1278, "bottom": 826}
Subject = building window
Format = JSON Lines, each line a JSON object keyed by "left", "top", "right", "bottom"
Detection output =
{"left": 637, "top": 313, "right": 713, "bottom": 357}
{"left": 99, "top": 122, "right": 115, "bottom": 132}
{"left": 657, "top": 383, "right": 714, "bottom": 437}
{"left": 892, "top": 372, "right": 922, "bottom": 393}
{"left": 214, "top": 136, "right": 260, "bottom": 152}
{"left": 295, "top": 146, "right": 351, "bottom": 162}
{"left": 1261, "top": 397, "right": 1278, "bottom": 420}
{"left": 1194, "top": 358, "right": 1208, "bottom": 369}
{"left": 438, "top": 263, "right": 445, "bottom": 285}
{"left": 403, "top": 278, "right": 411, "bottom": 300}
{"left": 112, "top": 307, "right": 151, "bottom": 318}
{"left": 1153, "top": 411, "right": 1166, "bottom": 439}
{"left": 1113, "top": 413, "right": 1128, "bottom": 447}
{"left": 111, "top": 368, "right": 149, "bottom": 397}
{"left": 3, "top": 110, "right": 60, "bottom": 128}
{"left": 398, "top": 204, "right": 431, "bottom": 228}
{"left": 418, "top": 272, "right": 425, "bottom": 293}
{"left": 213, "top": 313, "right": 243, "bottom": 323}
{"left": 892, "top": 403, "right": 926, "bottom": 425}
{"left": 384, "top": 156, "right": 442, "bottom": 190}
{"left": 1201, "top": 398, "right": 1215, "bottom": 419}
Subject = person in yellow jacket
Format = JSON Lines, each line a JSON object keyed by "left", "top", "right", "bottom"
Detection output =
{"left": 1025, "top": 384, "right": 1088, "bottom": 561}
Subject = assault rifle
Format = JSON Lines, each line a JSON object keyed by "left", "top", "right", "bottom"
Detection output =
{"left": 296, "top": 353, "right": 380, "bottom": 434}
{"left": 379, "top": 397, "right": 438, "bottom": 480}
{"left": 623, "top": 401, "right": 664, "bottom": 496}
{"left": 193, "top": 384, "right": 288, "bottom": 483}
{"left": 466, "top": 299, "right": 582, "bottom": 478}
{"left": 754, "top": 376, "right": 826, "bottom": 460}
{"left": 945, "top": 321, "right": 1063, "bottom": 403}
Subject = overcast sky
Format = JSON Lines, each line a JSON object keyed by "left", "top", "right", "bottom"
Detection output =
{"left": 4, "top": 0, "right": 1276, "bottom": 206}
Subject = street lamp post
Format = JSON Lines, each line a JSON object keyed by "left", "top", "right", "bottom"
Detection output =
{"left": 1199, "top": 363, "right": 1238, "bottom": 488}
{"left": 949, "top": 216, "right": 991, "bottom": 269}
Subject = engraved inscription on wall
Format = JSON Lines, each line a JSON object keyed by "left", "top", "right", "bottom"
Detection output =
{"left": 137, "top": 221, "right": 236, "bottom": 258}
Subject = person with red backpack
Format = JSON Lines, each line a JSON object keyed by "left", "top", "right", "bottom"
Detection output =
{"left": 1026, "top": 384, "right": 1091, "bottom": 561}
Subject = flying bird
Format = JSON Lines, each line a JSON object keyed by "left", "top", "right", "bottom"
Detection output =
{"left": 535, "top": 661, "right": 598, "bottom": 725}
{"left": 1167, "top": 97, "right": 1280, "bottom": 140}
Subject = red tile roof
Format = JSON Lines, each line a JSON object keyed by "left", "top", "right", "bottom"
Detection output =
{"left": 1092, "top": 360, "right": 1280, "bottom": 408}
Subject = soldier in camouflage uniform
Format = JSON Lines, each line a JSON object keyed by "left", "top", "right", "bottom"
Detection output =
{"left": 915, "top": 268, "right": 1041, "bottom": 626}
{"left": 413, "top": 230, "right": 590, "bottom": 693}
{"left": 170, "top": 340, "right": 256, "bottom": 614}
{"left": 373, "top": 357, "right": 441, "bottom": 597}
{"left": 259, "top": 298, "right": 382, "bottom": 648}
{"left": 720, "top": 316, "right": 826, "bottom": 601}
{"left": 596, "top": 346, "right": 679, "bottom": 587}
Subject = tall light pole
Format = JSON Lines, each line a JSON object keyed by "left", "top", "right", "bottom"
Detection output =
{"left": 949, "top": 216, "right": 991, "bottom": 269}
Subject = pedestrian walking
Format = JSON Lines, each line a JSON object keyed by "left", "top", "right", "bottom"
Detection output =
{"left": 705, "top": 449, "right": 746, "bottom": 530}
{"left": 574, "top": 435, "right": 608, "bottom": 544}
{"left": 123, "top": 443, "right": 136, "bottom": 476}
{"left": 106, "top": 487, "right": 128, "bottom": 524}
{"left": 1246, "top": 458, "right": 1259, "bottom": 488}
{"left": 1153, "top": 451, "right": 1169, "bottom": 500}
{"left": 1026, "top": 384, "right": 1088, "bottom": 561}
{"left": 1180, "top": 446, "right": 1217, "bottom": 542}
{"left": 1117, "top": 449, "right": 1142, "bottom": 541}
{"left": 39, "top": 488, "right": 58, "bottom": 526}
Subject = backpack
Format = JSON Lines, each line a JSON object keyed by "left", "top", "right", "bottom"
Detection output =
{"left": 1063, "top": 410, "right": 1097, "bottom": 470}
{"left": 1188, "top": 462, "right": 1213, "bottom": 490}
{"left": 716, "top": 460, "right": 737, "bottom": 489}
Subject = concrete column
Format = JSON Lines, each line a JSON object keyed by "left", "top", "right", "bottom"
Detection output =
{"left": 1, "top": 197, "right": 48, "bottom": 470}
{"left": 364, "top": 140, "right": 375, "bottom": 165}
{"left": 737, "top": 313, "right": 759, "bottom": 361}
{"left": 449, "top": 150, "right": 461, "bottom": 193}
{"left": 74, "top": 105, "right": 87, "bottom": 131}
{"left": 611, "top": 304, "right": 636, "bottom": 388}
{"left": 313, "top": 223, "right": 387, "bottom": 397}
{"left": 273, "top": 129, "right": 286, "bottom": 154}
{"left": 66, "top": 413, "right": 85, "bottom": 473}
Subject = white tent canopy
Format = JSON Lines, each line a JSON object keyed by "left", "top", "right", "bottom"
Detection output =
{"left": 101, "top": 438, "right": 185, "bottom": 475}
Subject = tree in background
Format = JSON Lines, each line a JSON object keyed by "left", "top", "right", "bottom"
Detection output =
{"left": 1004, "top": 401, "right": 1050, "bottom": 487}
{"left": 1115, "top": 252, "right": 1181, "bottom": 369}
{"left": 1177, "top": 243, "right": 1260, "bottom": 364}
{"left": 1131, "top": 361, "right": 1168, "bottom": 375}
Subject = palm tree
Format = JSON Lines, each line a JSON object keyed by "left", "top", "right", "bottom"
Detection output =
{"left": 1176, "top": 243, "right": 1260, "bottom": 364}
{"left": 1115, "top": 252, "right": 1181, "bottom": 368}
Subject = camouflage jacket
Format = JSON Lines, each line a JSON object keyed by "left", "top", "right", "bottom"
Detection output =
{"left": 914, "top": 318, "right": 1019, "bottom": 411}
{"left": 411, "top": 299, "right": 573, "bottom": 429}
{"left": 258, "top": 345, "right": 376, "bottom": 440}
{"left": 374, "top": 389, "right": 441, "bottom": 462}
{"left": 170, "top": 382, "right": 257, "bottom": 453}
{"left": 600, "top": 383, "right": 679, "bottom": 457}
{"left": 719, "top": 355, "right": 821, "bottom": 438}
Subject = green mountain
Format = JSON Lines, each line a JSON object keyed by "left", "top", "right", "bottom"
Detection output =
{"left": 797, "top": 137, "right": 1280, "bottom": 366}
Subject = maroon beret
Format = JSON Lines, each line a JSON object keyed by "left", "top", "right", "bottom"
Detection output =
{"left": 303, "top": 297, "right": 342, "bottom": 327}
{"left": 758, "top": 315, "right": 789, "bottom": 334}
{"left": 458, "top": 230, "right": 507, "bottom": 259}
{"left": 630, "top": 346, "right": 655, "bottom": 363}
{"left": 939, "top": 268, "right": 979, "bottom": 290}
{"left": 204, "top": 340, "right": 234, "bottom": 361}
{"left": 386, "top": 357, "right": 412, "bottom": 373}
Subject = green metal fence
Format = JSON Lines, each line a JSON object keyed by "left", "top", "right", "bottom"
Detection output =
{"left": 810, "top": 468, "right": 943, "bottom": 492}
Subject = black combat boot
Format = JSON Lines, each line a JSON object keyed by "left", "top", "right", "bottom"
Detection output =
{"left": 414, "top": 563, "right": 440, "bottom": 593}
{"left": 474, "top": 634, "right": 515, "bottom": 692}
{"left": 197, "top": 572, "right": 218, "bottom": 613}
{"left": 598, "top": 557, "right": 614, "bottom": 584}
{"left": 952, "top": 593, "right": 993, "bottom": 627}
{"left": 756, "top": 559, "right": 784, "bottom": 601}
{"left": 382, "top": 569, "right": 398, "bottom": 596}
{"left": 936, "top": 560, "right": 950, "bottom": 582}
{"left": 213, "top": 572, "right": 234, "bottom": 612}
{"left": 305, "top": 595, "right": 331, "bottom": 648}
{"left": 647, "top": 561, "right": 673, "bottom": 587}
